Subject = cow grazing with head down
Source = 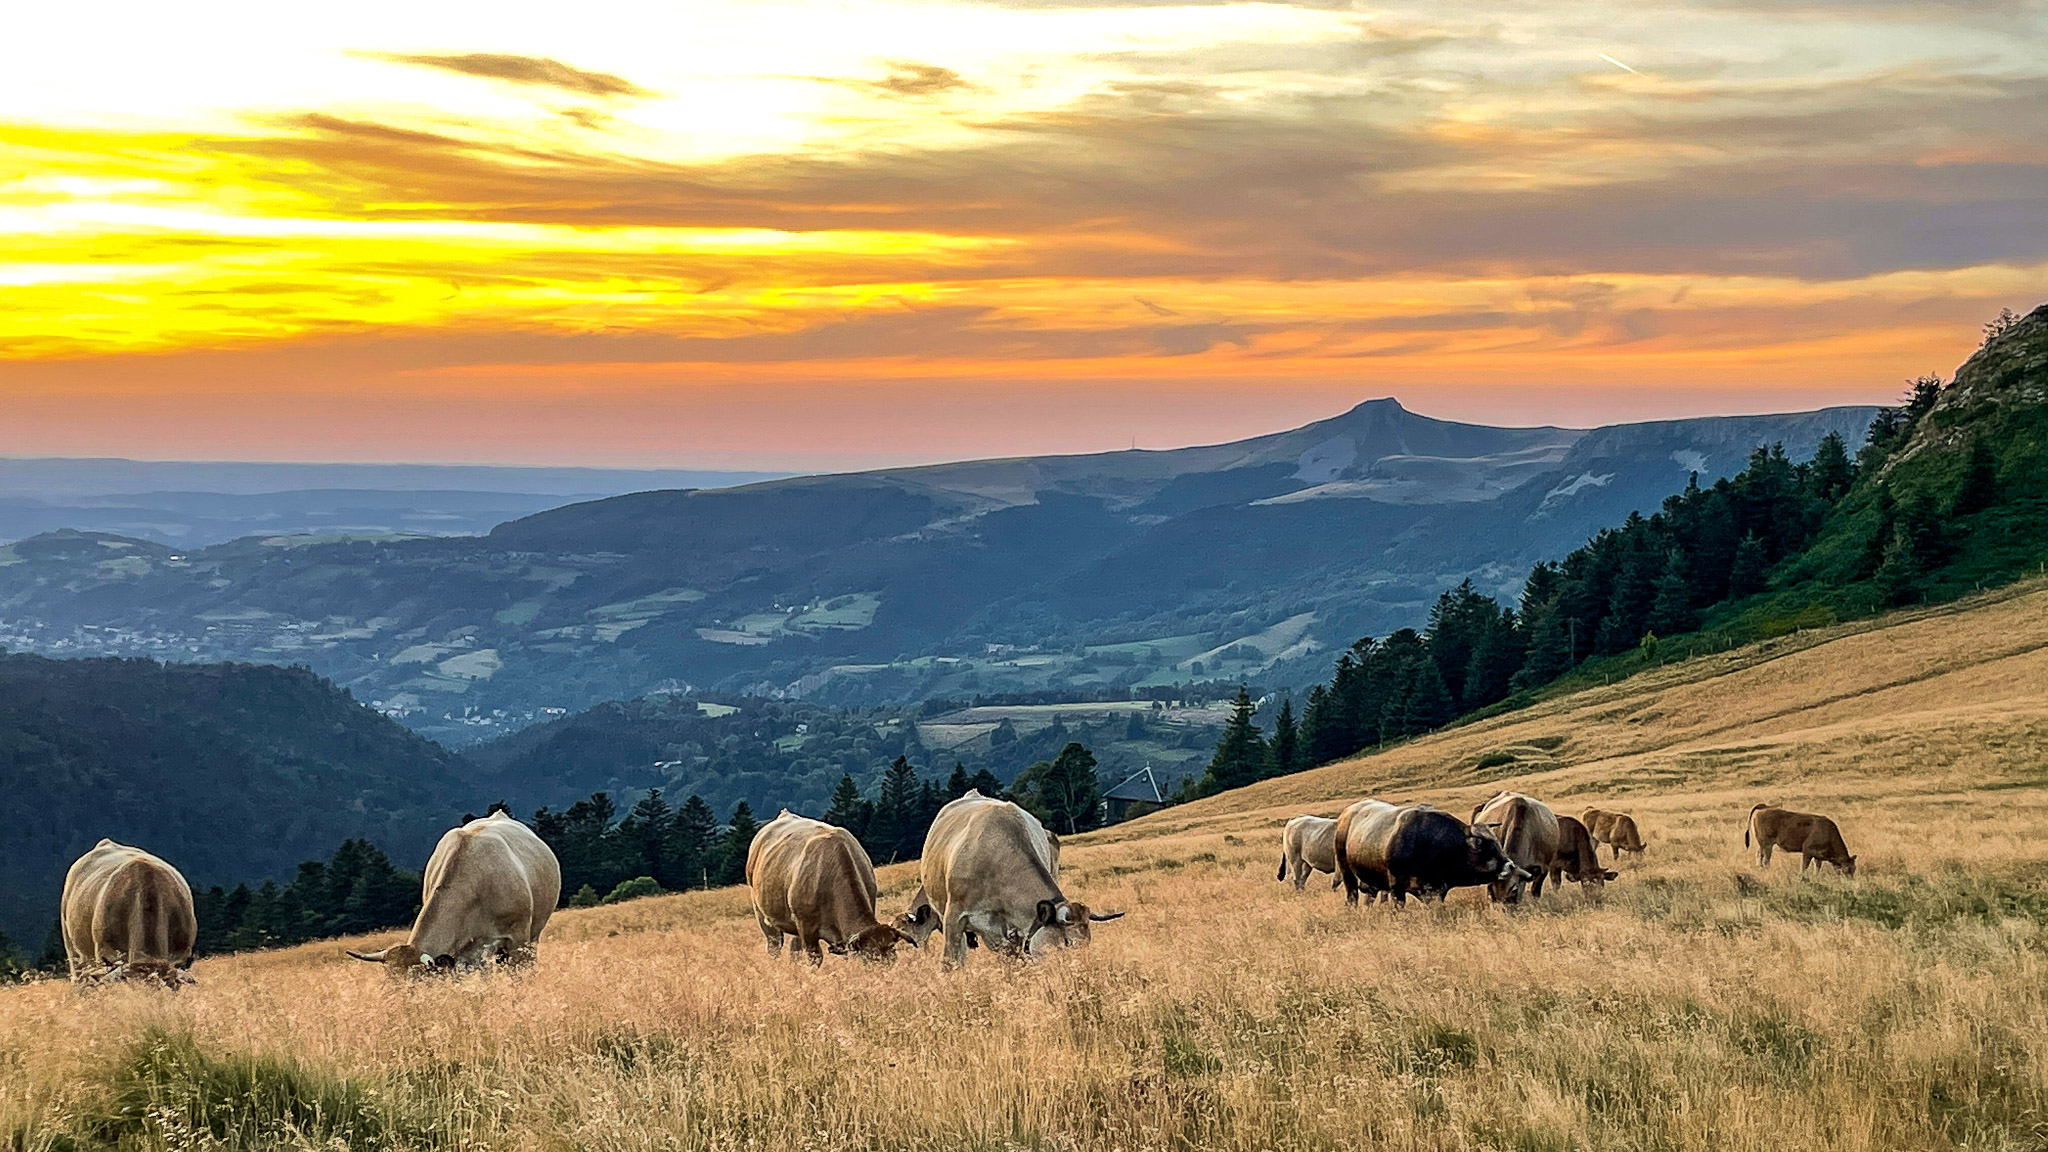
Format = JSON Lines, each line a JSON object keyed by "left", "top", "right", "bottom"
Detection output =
{"left": 1580, "top": 808, "right": 1646, "bottom": 861}
{"left": 61, "top": 840, "right": 197, "bottom": 987}
{"left": 1473, "top": 791, "right": 1615, "bottom": 902}
{"left": 1548, "top": 816, "right": 1619, "bottom": 900}
{"left": 1277, "top": 815, "right": 1343, "bottom": 892}
{"left": 1334, "top": 799, "right": 1526, "bottom": 906}
{"left": 913, "top": 790, "right": 1122, "bottom": 966}
{"left": 748, "top": 810, "right": 911, "bottom": 964}
{"left": 1747, "top": 804, "right": 1856, "bottom": 875}
{"left": 347, "top": 811, "right": 560, "bottom": 974}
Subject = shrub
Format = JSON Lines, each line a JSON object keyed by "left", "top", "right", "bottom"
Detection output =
{"left": 602, "top": 876, "right": 664, "bottom": 905}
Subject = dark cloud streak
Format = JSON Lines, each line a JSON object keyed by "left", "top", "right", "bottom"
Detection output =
{"left": 361, "top": 52, "right": 652, "bottom": 98}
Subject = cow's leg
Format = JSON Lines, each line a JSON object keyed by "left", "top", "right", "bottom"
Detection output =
{"left": 800, "top": 934, "right": 825, "bottom": 966}
{"left": 1529, "top": 868, "right": 1547, "bottom": 899}
{"left": 1339, "top": 856, "right": 1361, "bottom": 907}
{"left": 1293, "top": 859, "right": 1310, "bottom": 892}
{"left": 1330, "top": 871, "right": 1343, "bottom": 890}
{"left": 758, "top": 915, "right": 784, "bottom": 956}
{"left": 942, "top": 914, "right": 973, "bottom": 968}
{"left": 1758, "top": 843, "right": 1773, "bottom": 868}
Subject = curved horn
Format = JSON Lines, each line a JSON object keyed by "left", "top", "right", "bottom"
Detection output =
{"left": 1087, "top": 911, "right": 1126, "bottom": 922}
{"left": 345, "top": 948, "right": 390, "bottom": 962}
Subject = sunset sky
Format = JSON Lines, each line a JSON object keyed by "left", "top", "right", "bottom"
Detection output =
{"left": 4, "top": 0, "right": 2044, "bottom": 469}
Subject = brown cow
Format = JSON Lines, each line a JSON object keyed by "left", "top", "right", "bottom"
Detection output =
{"left": 1580, "top": 808, "right": 1646, "bottom": 861}
{"left": 1747, "top": 804, "right": 1856, "bottom": 875}
{"left": 747, "top": 810, "right": 911, "bottom": 964}
{"left": 1548, "top": 816, "right": 1618, "bottom": 900}
{"left": 912, "top": 790, "right": 1121, "bottom": 967}
{"left": 1473, "top": 792, "right": 1615, "bottom": 902}
{"left": 61, "top": 840, "right": 197, "bottom": 986}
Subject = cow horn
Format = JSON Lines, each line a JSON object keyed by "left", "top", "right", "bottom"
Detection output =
{"left": 1088, "top": 911, "right": 1125, "bottom": 922}
{"left": 345, "top": 948, "right": 390, "bottom": 962}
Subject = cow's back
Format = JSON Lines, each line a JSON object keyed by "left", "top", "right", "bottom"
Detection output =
{"left": 1476, "top": 792, "right": 1560, "bottom": 870}
{"left": 753, "top": 814, "right": 881, "bottom": 935}
{"left": 61, "top": 841, "right": 196, "bottom": 975}
{"left": 921, "top": 792, "right": 1058, "bottom": 919}
{"left": 1335, "top": 801, "right": 1403, "bottom": 872}
{"left": 413, "top": 814, "right": 561, "bottom": 957}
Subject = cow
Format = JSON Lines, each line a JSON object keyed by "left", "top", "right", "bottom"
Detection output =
{"left": 1472, "top": 791, "right": 1614, "bottom": 902}
{"left": 347, "top": 811, "right": 561, "bottom": 973}
{"left": 1548, "top": 816, "right": 1620, "bottom": 900}
{"left": 1747, "top": 804, "right": 1856, "bottom": 876}
{"left": 60, "top": 840, "right": 197, "bottom": 986}
{"left": 1276, "top": 815, "right": 1343, "bottom": 892}
{"left": 914, "top": 790, "right": 1122, "bottom": 966}
{"left": 1580, "top": 808, "right": 1646, "bottom": 861}
{"left": 1334, "top": 800, "right": 1526, "bottom": 906}
{"left": 747, "top": 810, "right": 911, "bottom": 964}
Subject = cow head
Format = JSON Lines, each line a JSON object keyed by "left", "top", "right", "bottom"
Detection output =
{"left": 848, "top": 923, "right": 913, "bottom": 963}
{"left": 345, "top": 943, "right": 450, "bottom": 975}
{"left": 1027, "top": 898, "right": 1124, "bottom": 954}
{"left": 893, "top": 899, "right": 941, "bottom": 949}
{"left": 1839, "top": 855, "right": 1858, "bottom": 877}
{"left": 102, "top": 960, "right": 196, "bottom": 988}
{"left": 1466, "top": 827, "right": 1534, "bottom": 898}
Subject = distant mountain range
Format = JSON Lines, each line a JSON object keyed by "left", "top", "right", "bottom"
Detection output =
{"left": 0, "top": 458, "right": 788, "bottom": 547}
{"left": 0, "top": 399, "right": 1876, "bottom": 743}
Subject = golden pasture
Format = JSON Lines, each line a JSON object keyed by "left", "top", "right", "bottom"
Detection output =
{"left": 7, "top": 582, "right": 2048, "bottom": 1151}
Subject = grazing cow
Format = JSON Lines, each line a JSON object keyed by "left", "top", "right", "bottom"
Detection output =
{"left": 1472, "top": 791, "right": 1614, "bottom": 902}
{"left": 61, "top": 840, "right": 197, "bottom": 986}
{"left": 1580, "top": 808, "right": 1646, "bottom": 861}
{"left": 914, "top": 790, "right": 1122, "bottom": 966}
{"left": 1276, "top": 815, "right": 1343, "bottom": 891}
{"left": 1747, "top": 804, "right": 1856, "bottom": 875}
{"left": 1334, "top": 800, "right": 1526, "bottom": 906}
{"left": 1548, "top": 816, "right": 1620, "bottom": 900}
{"left": 347, "top": 811, "right": 561, "bottom": 973}
{"left": 747, "top": 811, "right": 910, "bottom": 964}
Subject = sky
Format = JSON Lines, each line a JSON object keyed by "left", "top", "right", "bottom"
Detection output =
{"left": 3, "top": 0, "right": 2045, "bottom": 470}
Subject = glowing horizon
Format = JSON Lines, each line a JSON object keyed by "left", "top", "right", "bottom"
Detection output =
{"left": 4, "top": 0, "right": 2044, "bottom": 469}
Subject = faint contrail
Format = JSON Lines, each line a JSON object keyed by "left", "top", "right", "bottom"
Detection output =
{"left": 1598, "top": 53, "right": 1641, "bottom": 75}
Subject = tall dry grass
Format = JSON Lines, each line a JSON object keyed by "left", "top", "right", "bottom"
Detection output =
{"left": 8, "top": 584, "right": 2048, "bottom": 1151}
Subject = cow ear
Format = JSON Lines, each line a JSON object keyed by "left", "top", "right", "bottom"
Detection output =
{"left": 1603, "top": 870, "right": 1619, "bottom": 882}
{"left": 1033, "top": 899, "right": 1058, "bottom": 929}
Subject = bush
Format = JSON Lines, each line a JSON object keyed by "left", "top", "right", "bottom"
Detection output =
{"left": 602, "top": 876, "right": 664, "bottom": 905}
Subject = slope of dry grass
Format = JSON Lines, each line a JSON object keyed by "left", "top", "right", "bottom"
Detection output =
{"left": 7, "top": 582, "right": 2048, "bottom": 1151}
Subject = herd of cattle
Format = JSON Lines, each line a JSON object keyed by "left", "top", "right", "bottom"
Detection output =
{"left": 51, "top": 790, "right": 1858, "bottom": 986}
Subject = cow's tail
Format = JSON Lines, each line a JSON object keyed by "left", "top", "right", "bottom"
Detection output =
{"left": 1744, "top": 803, "right": 1767, "bottom": 847}
{"left": 1277, "top": 853, "right": 1289, "bottom": 882}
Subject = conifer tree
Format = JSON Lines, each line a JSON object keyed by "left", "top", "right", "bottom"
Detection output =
{"left": 1953, "top": 439, "right": 1999, "bottom": 515}
{"left": 1727, "top": 533, "right": 1770, "bottom": 598}
{"left": 873, "top": 755, "right": 922, "bottom": 862}
{"left": 1807, "top": 431, "right": 1855, "bottom": 501}
{"left": 1647, "top": 549, "right": 1697, "bottom": 636}
{"left": 670, "top": 794, "right": 720, "bottom": 889}
{"left": 1197, "top": 687, "right": 1268, "bottom": 794}
{"left": 716, "top": 801, "right": 758, "bottom": 886}
{"left": 824, "top": 773, "right": 871, "bottom": 837}
{"left": 1268, "top": 697, "right": 1300, "bottom": 779}
{"left": 1399, "top": 660, "right": 1452, "bottom": 735}
{"left": 1513, "top": 603, "right": 1574, "bottom": 690}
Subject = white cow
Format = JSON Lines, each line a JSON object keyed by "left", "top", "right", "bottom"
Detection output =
{"left": 347, "top": 812, "right": 560, "bottom": 973}
{"left": 61, "top": 839, "right": 197, "bottom": 986}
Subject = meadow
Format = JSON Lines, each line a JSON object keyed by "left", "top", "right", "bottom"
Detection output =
{"left": 7, "top": 582, "right": 2048, "bottom": 1152}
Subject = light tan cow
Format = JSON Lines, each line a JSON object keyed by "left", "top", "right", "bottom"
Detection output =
{"left": 747, "top": 810, "right": 911, "bottom": 964}
{"left": 1473, "top": 791, "right": 1615, "bottom": 902}
{"left": 1747, "top": 804, "right": 1857, "bottom": 875}
{"left": 61, "top": 839, "right": 197, "bottom": 986}
{"left": 1276, "top": 815, "right": 1343, "bottom": 891}
{"left": 347, "top": 811, "right": 561, "bottom": 973}
{"left": 910, "top": 790, "right": 1121, "bottom": 967}
{"left": 1580, "top": 808, "right": 1646, "bottom": 860}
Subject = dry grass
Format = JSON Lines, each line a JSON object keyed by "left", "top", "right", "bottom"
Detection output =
{"left": 9, "top": 583, "right": 2048, "bottom": 1151}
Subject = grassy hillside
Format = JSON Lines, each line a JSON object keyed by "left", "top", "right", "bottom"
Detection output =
{"left": 0, "top": 654, "right": 474, "bottom": 948}
{"left": 6, "top": 582, "right": 2048, "bottom": 1151}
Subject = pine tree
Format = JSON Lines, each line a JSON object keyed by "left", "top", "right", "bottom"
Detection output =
{"left": 1874, "top": 521, "right": 1922, "bottom": 605}
{"left": 824, "top": 773, "right": 871, "bottom": 837}
{"left": 945, "top": 763, "right": 971, "bottom": 798}
{"left": 873, "top": 755, "right": 922, "bottom": 862}
{"left": 1268, "top": 697, "right": 1299, "bottom": 779}
{"left": 1727, "top": 533, "right": 1769, "bottom": 599}
{"left": 1513, "top": 603, "right": 1574, "bottom": 690}
{"left": 1952, "top": 439, "right": 1999, "bottom": 516}
{"left": 619, "top": 789, "right": 674, "bottom": 886}
{"left": 669, "top": 794, "right": 720, "bottom": 889}
{"left": 1399, "top": 660, "right": 1452, "bottom": 734}
{"left": 1807, "top": 431, "right": 1854, "bottom": 501}
{"left": 967, "top": 767, "right": 1004, "bottom": 797}
{"left": 1647, "top": 549, "right": 1697, "bottom": 636}
{"left": 716, "top": 801, "right": 759, "bottom": 886}
{"left": 1197, "top": 686, "right": 1268, "bottom": 794}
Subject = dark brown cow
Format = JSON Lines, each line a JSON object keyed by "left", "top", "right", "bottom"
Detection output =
{"left": 1747, "top": 804, "right": 1856, "bottom": 875}
{"left": 1580, "top": 808, "right": 1646, "bottom": 860}
{"left": 1548, "top": 816, "right": 1618, "bottom": 899}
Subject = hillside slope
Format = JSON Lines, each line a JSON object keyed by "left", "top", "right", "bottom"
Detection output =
{"left": 0, "top": 654, "right": 476, "bottom": 945}
{"left": 9, "top": 584, "right": 2044, "bottom": 1151}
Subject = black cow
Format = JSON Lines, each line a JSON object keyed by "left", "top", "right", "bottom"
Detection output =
{"left": 1334, "top": 800, "right": 1528, "bottom": 906}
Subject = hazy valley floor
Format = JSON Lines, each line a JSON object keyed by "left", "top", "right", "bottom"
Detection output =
{"left": 8, "top": 582, "right": 2048, "bottom": 1151}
